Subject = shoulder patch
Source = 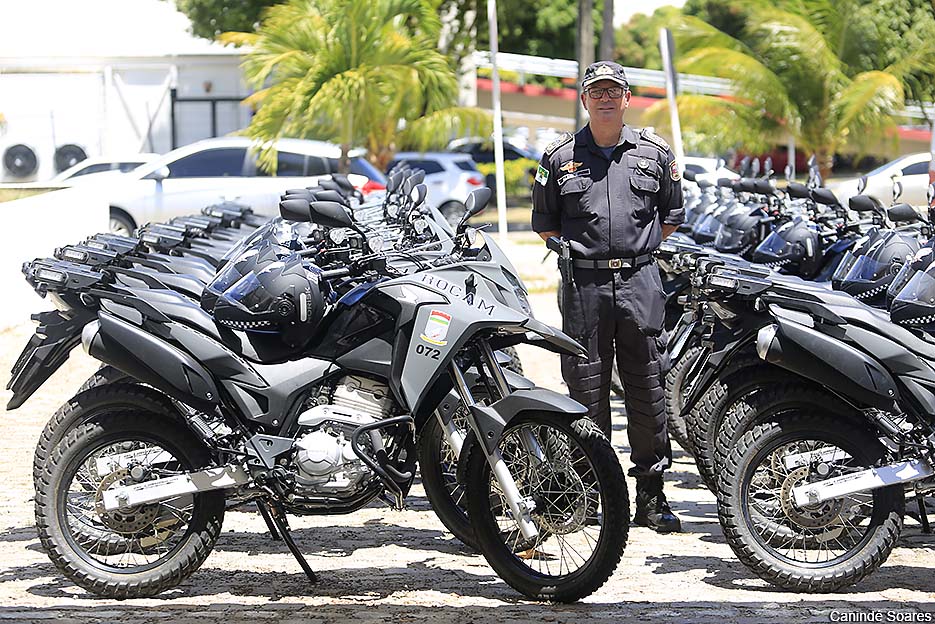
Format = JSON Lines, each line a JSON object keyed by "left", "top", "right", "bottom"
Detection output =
{"left": 544, "top": 132, "right": 573, "bottom": 156}
{"left": 641, "top": 129, "right": 669, "bottom": 152}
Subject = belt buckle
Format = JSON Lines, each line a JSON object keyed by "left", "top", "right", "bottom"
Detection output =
{"left": 608, "top": 258, "right": 623, "bottom": 269}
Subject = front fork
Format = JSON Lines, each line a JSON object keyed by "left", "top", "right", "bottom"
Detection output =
{"left": 445, "top": 339, "right": 542, "bottom": 541}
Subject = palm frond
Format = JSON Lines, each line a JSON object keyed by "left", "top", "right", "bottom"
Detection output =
{"left": 396, "top": 107, "right": 492, "bottom": 152}
{"left": 830, "top": 71, "right": 903, "bottom": 149}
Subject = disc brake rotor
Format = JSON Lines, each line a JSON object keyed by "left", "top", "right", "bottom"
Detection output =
{"left": 780, "top": 466, "right": 845, "bottom": 529}
{"left": 94, "top": 469, "right": 160, "bottom": 534}
{"left": 532, "top": 468, "right": 588, "bottom": 535}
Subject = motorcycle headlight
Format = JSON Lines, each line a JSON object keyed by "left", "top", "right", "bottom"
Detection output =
{"left": 328, "top": 228, "right": 348, "bottom": 245}
{"left": 412, "top": 217, "right": 428, "bottom": 235}
{"left": 367, "top": 233, "right": 385, "bottom": 253}
{"left": 387, "top": 203, "right": 400, "bottom": 219}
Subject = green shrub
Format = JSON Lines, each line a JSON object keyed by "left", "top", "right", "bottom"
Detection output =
{"left": 476, "top": 158, "right": 537, "bottom": 198}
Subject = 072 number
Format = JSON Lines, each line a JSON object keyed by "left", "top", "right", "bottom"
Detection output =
{"left": 415, "top": 344, "right": 441, "bottom": 359}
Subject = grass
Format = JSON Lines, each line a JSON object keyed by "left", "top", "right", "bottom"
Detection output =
{"left": 0, "top": 188, "right": 53, "bottom": 203}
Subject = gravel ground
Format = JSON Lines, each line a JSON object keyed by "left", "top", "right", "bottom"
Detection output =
{"left": 0, "top": 291, "right": 933, "bottom": 623}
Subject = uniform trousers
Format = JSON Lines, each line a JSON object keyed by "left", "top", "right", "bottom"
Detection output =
{"left": 560, "top": 261, "right": 672, "bottom": 476}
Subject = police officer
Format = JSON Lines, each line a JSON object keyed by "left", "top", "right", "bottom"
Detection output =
{"left": 531, "top": 61, "right": 683, "bottom": 533}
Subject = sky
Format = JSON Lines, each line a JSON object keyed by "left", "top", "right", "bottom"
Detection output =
{"left": 614, "top": 0, "right": 687, "bottom": 27}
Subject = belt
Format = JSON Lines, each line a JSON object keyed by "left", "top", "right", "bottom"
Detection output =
{"left": 571, "top": 254, "right": 654, "bottom": 270}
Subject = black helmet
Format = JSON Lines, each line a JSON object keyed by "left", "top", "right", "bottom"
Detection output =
{"left": 831, "top": 228, "right": 882, "bottom": 291}
{"left": 714, "top": 206, "right": 766, "bottom": 255}
{"left": 692, "top": 204, "right": 733, "bottom": 245}
{"left": 837, "top": 230, "right": 919, "bottom": 305}
{"left": 212, "top": 253, "right": 325, "bottom": 340}
{"left": 752, "top": 218, "right": 822, "bottom": 277}
{"left": 202, "top": 241, "right": 289, "bottom": 313}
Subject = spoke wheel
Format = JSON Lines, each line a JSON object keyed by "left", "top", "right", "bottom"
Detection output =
{"left": 717, "top": 412, "right": 904, "bottom": 592}
{"left": 466, "top": 413, "right": 628, "bottom": 602}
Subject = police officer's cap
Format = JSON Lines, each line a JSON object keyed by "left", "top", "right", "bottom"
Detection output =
{"left": 581, "top": 61, "right": 629, "bottom": 89}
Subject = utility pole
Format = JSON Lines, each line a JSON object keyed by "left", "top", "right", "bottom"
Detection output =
{"left": 487, "top": 0, "right": 508, "bottom": 241}
{"left": 574, "top": 0, "right": 594, "bottom": 129}
{"left": 599, "top": 0, "right": 614, "bottom": 61}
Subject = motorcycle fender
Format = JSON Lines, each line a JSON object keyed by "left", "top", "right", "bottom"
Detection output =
{"left": 83, "top": 312, "right": 219, "bottom": 412}
{"left": 678, "top": 330, "right": 759, "bottom": 418}
{"left": 6, "top": 309, "right": 96, "bottom": 410}
{"left": 762, "top": 319, "right": 898, "bottom": 409}
{"left": 668, "top": 319, "right": 697, "bottom": 362}
{"left": 456, "top": 388, "right": 588, "bottom": 483}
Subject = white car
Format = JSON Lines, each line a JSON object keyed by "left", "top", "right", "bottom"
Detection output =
{"left": 101, "top": 137, "right": 385, "bottom": 235}
{"left": 832, "top": 153, "right": 932, "bottom": 208}
{"left": 387, "top": 152, "right": 485, "bottom": 225}
{"left": 682, "top": 156, "right": 739, "bottom": 183}
{"left": 50, "top": 154, "right": 159, "bottom": 185}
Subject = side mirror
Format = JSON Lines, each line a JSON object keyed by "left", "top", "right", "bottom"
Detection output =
{"left": 682, "top": 168, "right": 696, "bottom": 182}
{"left": 410, "top": 170, "right": 426, "bottom": 185}
{"left": 401, "top": 177, "right": 414, "bottom": 198}
{"left": 751, "top": 158, "right": 761, "bottom": 177}
{"left": 318, "top": 179, "right": 342, "bottom": 194}
{"left": 314, "top": 189, "right": 349, "bottom": 206}
{"left": 887, "top": 203, "right": 920, "bottom": 223}
{"left": 753, "top": 179, "right": 775, "bottom": 195}
{"left": 309, "top": 201, "right": 354, "bottom": 229}
{"left": 716, "top": 177, "right": 734, "bottom": 189}
{"left": 387, "top": 172, "right": 402, "bottom": 193}
{"left": 458, "top": 187, "right": 491, "bottom": 232}
{"left": 856, "top": 175, "right": 867, "bottom": 195}
{"left": 145, "top": 165, "right": 170, "bottom": 182}
{"left": 739, "top": 156, "right": 751, "bottom": 177}
{"left": 783, "top": 164, "right": 792, "bottom": 182}
{"left": 763, "top": 157, "right": 773, "bottom": 177}
{"left": 716, "top": 157, "right": 725, "bottom": 170}
{"left": 331, "top": 174, "right": 355, "bottom": 194}
{"left": 807, "top": 154, "right": 817, "bottom": 169}
{"left": 810, "top": 187, "right": 839, "bottom": 206}
{"left": 411, "top": 183, "right": 427, "bottom": 207}
{"left": 786, "top": 181, "right": 810, "bottom": 199}
{"left": 928, "top": 183, "right": 935, "bottom": 208}
{"left": 892, "top": 178, "right": 903, "bottom": 202}
{"left": 279, "top": 198, "right": 311, "bottom": 222}
{"left": 848, "top": 194, "right": 883, "bottom": 214}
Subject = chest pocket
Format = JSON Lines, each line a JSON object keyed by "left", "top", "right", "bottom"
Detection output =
{"left": 560, "top": 176, "right": 594, "bottom": 218}
{"left": 627, "top": 154, "right": 660, "bottom": 223}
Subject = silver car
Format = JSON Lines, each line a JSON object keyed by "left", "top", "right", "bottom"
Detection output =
{"left": 101, "top": 137, "right": 386, "bottom": 235}
{"left": 387, "top": 152, "right": 485, "bottom": 225}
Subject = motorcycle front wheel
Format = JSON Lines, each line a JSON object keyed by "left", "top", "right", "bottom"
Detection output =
{"left": 465, "top": 412, "right": 628, "bottom": 602}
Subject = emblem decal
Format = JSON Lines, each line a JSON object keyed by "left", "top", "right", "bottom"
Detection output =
{"left": 595, "top": 65, "right": 614, "bottom": 77}
{"left": 637, "top": 158, "right": 650, "bottom": 170}
{"left": 535, "top": 164, "right": 549, "bottom": 186}
{"left": 421, "top": 310, "right": 451, "bottom": 346}
{"left": 669, "top": 160, "right": 681, "bottom": 181}
{"left": 544, "top": 132, "right": 573, "bottom": 155}
{"left": 559, "top": 161, "right": 583, "bottom": 174}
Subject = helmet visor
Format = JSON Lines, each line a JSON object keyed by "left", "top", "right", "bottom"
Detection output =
{"left": 888, "top": 261, "right": 919, "bottom": 303}
{"left": 894, "top": 268, "right": 935, "bottom": 306}
{"left": 224, "top": 270, "right": 280, "bottom": 312}
{"left": 757, "top": 231, "right": 795, "bottom": 256}
{"left": 844, "top": 254, "right": 895, "bottom": 283}
{"left": 714, "top": 226, "right": 745, "bottom": 249}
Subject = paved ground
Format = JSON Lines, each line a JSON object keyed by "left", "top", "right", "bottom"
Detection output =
{"left": 0, "top": 289, "right": 932, "bottom": 623}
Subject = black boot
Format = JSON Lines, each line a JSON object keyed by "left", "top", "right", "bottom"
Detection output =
{"left": 633, "top": 475, "right": 682, "bottom": 533}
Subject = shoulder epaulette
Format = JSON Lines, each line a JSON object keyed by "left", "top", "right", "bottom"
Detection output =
{"left": 544, "top": 132, "right": 573, "bottom": 156}
{"left": 640, "top": 129, "right": 670, "bottom": 152}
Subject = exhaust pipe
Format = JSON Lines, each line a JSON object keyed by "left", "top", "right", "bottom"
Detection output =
{"left": 101, "top": 465, "right": 250, "bottom": 512}
{"left": 791, "top": 458, "right": 934, "bottom": 507}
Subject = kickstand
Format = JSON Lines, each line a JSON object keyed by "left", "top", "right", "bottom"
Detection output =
{"left": 256, "top": 500, "right": 282, "bottom": 541}
{"left": 257, "top": 499, "right": 318, "bottom": 583}
{"left": 917, "top": 495, "right": 932, "bottom": 534}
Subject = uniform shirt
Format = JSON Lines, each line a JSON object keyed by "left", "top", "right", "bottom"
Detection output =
{"left": 531, "top": 124, "right": 684, "bottom": 260}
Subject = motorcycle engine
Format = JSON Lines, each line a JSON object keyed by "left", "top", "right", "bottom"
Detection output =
{"left": 290, "top": 376, "right": 394, "bottom": 497}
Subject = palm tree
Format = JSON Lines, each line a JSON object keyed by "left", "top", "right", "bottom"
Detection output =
{"left": 644, "top": 0, "right": 935, "bottom": 177}
{"left": 221, "top": 0, "right": 490, "bottom": 173}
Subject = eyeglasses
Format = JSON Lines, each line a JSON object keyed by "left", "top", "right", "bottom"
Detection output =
{"left": 586, "top": 86, "right": 626, "bottom": 99}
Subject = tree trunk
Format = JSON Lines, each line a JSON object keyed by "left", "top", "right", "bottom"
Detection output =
{"left": 575, "top": 0, "right": 595, "bottom": 128}
{"left": 599, "top": 0, "right": 614, "bottom": 61}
